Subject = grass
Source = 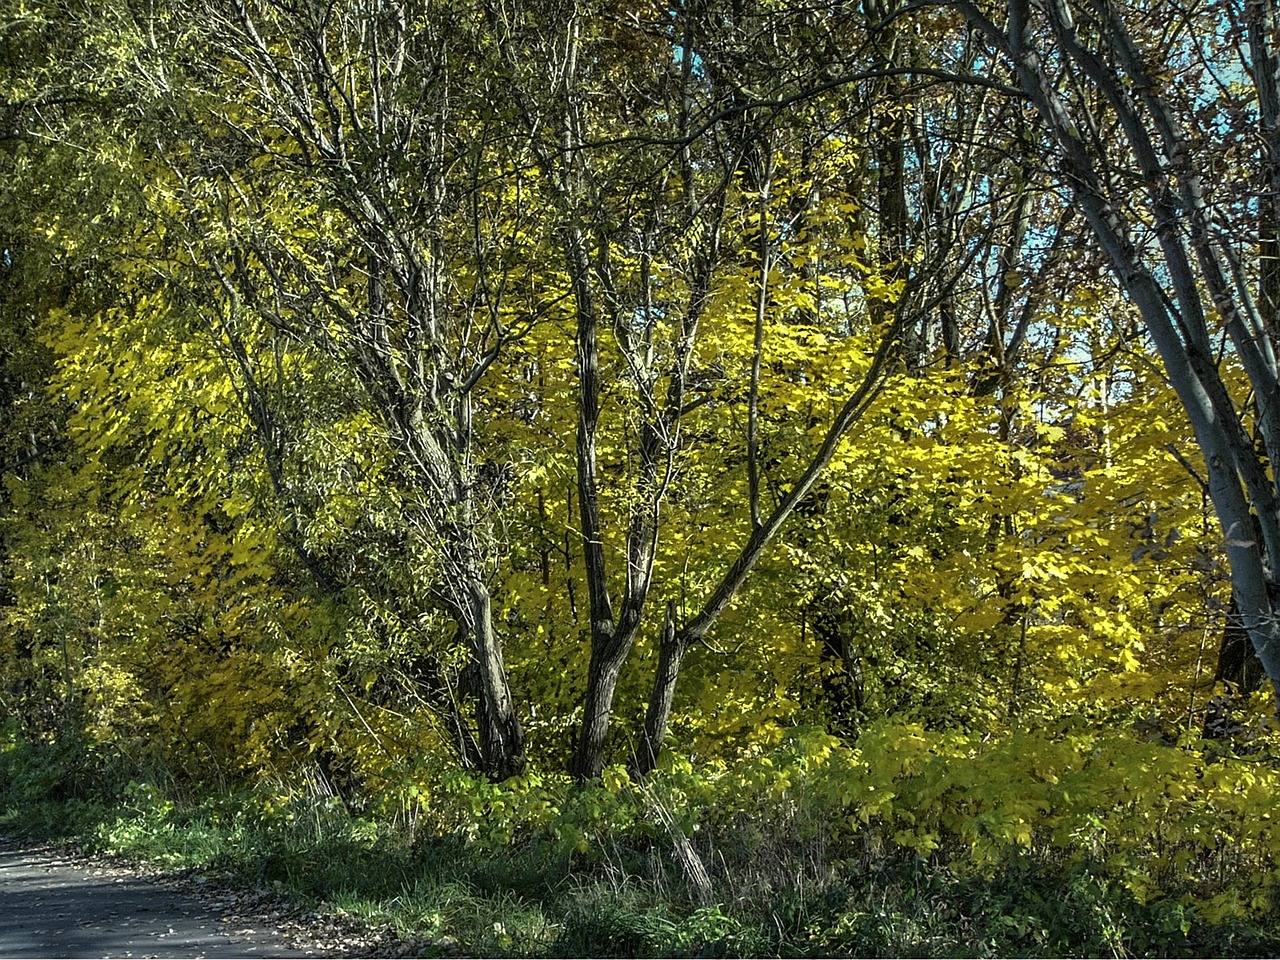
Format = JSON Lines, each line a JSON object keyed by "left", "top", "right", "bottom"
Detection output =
{"left": 3, "top": 735, "right": 1280, "bottom": 957}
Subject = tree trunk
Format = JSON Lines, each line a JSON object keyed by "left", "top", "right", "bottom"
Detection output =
{"left": 1213, "top": 594, "right": 1268, "bottom": 694}
{"left": 571, "top": 624, "right": 642, "bottom": 781}
{"left": 864, "top": 0, "right": 911, "bottom": 345}
{"left": 464, "top": 577, "right": 527, "bottom": 780}
{"left": 1250, "top": 0, "right": 1280, "bottom": 357}
{"left": 815, "top": 607, "right": 864, "bottom": 730}
{"left": 633, "top": 602, "right": 684, "bottom": 776}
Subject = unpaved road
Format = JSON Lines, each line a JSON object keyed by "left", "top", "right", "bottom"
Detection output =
{"left": 0, "top": 836, "right": 378, "bottom": 958}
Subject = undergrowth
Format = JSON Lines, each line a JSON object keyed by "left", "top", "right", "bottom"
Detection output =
{"left": 2, "top": 722, "right": 1280, "bottom": 957}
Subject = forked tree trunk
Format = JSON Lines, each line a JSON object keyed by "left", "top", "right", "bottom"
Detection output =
{"left": 631, "top": 321, "right": 904, "bottom": 774}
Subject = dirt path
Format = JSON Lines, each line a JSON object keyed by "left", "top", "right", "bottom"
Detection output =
{"left": 0, "top": 837, "right": 406, "bottom": 959}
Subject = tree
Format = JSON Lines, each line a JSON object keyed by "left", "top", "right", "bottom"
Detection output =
{"left": 953, "top": 0, "right": 1280, "bottom": 704}
{"left": 475, "top": 0, "right": 926, "bottom": 778}
{"left": 163, "top": 0, "right": 550, "bottom": 778}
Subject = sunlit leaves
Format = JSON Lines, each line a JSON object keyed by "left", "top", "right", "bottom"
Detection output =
{"left": 0, "top": 0, "right": 1255, "bottom": 815}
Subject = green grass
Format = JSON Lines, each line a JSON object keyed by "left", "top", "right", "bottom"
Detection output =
{"left": 3, "top": 735, "right": 1280, "bottom": 957}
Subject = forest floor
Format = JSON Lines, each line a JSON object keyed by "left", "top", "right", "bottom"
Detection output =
{"left": 0, "top": 835, "right": 422, "bottom": 959}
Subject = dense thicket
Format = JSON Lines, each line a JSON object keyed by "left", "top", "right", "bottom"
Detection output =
{"left": 7, "top": 0, "right": 1280, "bottom": 932}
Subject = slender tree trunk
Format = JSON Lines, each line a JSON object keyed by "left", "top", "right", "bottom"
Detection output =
{"left": 865, "top": 0, "right": 910, "bottom": 344}
{"left": 563, "top": 221, "right": 631, "bottom": 782}
{"left": 634, "top": 602, "right": 684, "bottom": 776}
{"left": 1252, "top": 0, "right": 1280, "bottom": 355}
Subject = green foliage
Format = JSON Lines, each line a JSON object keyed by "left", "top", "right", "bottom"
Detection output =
{"left": 3, "top": 0, "right": 1280, "bottom": 955}
{"left": 6, "top": 724, "right": 1280, "bottom": 957}
{"left": 1, "top": 0, "right": 1235, "bottom": 783}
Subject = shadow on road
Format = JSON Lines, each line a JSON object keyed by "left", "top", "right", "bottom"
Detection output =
{"left": 0, "top": 838, "right": 315, "bottom": 958}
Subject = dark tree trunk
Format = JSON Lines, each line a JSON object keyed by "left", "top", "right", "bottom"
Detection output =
{"left": 462, "top": 574, "right": 527, "bottom": 780}
{"left": 633, "top": 602, "right": 685, "bottom": 777}
{"left": 572, "top": 620, "right": 647, "bottom": 781}
{"left": 1213, "top": 596, "right": 1268, "bottom": 694}
{"left": 814, "top": 607, "right": 865, "bottom": 731}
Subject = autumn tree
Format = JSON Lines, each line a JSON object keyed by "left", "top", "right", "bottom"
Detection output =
{"left": 950, "top": 0, "right": 1280, "bottom": 704}
{"left": 157, "top": 0, "right": 558, "bottom": 778}
{"left": 0, "top": 1, "right": 162, "bottom": 735}
{"left": 1, "top": 0, "right": 1240, "bottom": 799}
{"left": 475, "top": 0, "right": 1078, "bottom": 776}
